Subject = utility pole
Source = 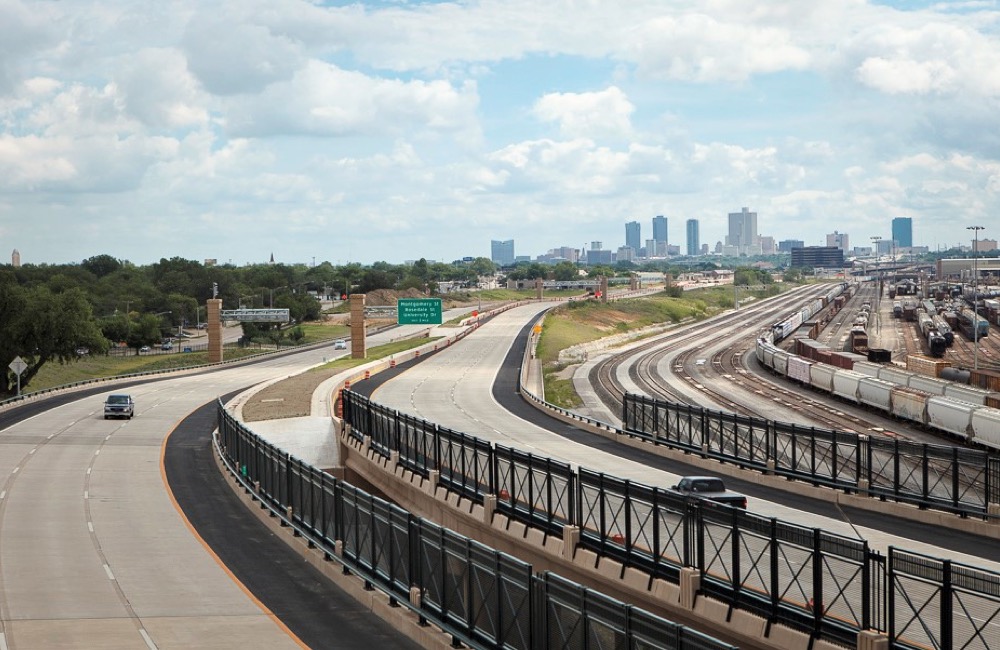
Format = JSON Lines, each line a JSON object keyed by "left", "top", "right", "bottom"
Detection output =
{"left": 968, "top": 226, "right": 985, "bottom": 370}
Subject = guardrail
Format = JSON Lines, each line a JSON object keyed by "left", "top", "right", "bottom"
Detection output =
{"left": 621, "top": 393, "right": 1000, "bottom": 519}
{"left": 217, "top": 402, "right": 736, "bottom": 650}
{"left": 342, "top": 389, "right": 1000, "bottom": 650}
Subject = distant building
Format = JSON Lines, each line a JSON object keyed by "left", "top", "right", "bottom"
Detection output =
{"left": 892, "top": 217, "right": 913, "bottom": 248}
{"left": 204, "top": 258, "right": 217, "bottom": 267}
{"left": 876, "top": 239, "right": 894, "bottom": 255}
{"left": 645, "top": 238, "right": 656, "bottom": 258}
{"left": 686, "top": 219, "right": 699, "bottom": 256}
{"left": 547, "top": 246, "right": 579, "bottom": 263}
{"left": 491, "top": 239, "right": 515, "bottom": 266}
{"left": 617, "top": 246, "right": 637, "bottom": 262}
{"left": 586, "top": 248, "right": 613, "bottom": 265}
{"left": 652, "top": 215, "right": 668, "bottom": 246}
{"left": 11, "top": 249, "right": 20, "bottom": 268}
{"left": 974, "top": 238, "right": 998, "bottom": 253}
{"left": 590, "top": 241, "right": 603, "bottom": 251}
{"left": 759, "top": 236, "right": 776, "bottom": 255}
{"left": 666, "top": 244, "right": 680, "bottom": 256}
{"left": 791, "top": 246, "right": 845, "bottom": 269}
{"left": 826, "top": 231, "right": 849, "bottom": 252}
{"left": 701, "top": 243, "right": 709, "bottom": 255}
{"left": 778, "top": 240, "right": 804, "bottom": 252}
{"left": 625, "top": 221, "right": 641, "bottom": 254}
{"left": 726, "top": 207, "right": 759, "bottom": 255}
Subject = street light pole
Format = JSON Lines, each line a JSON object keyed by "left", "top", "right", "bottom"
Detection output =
{"left": 968, "top": 226, "right": 985, "bottom": 370}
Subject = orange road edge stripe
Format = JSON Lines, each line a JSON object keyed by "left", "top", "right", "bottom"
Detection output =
{"left": 159, "top": 408, "right": 309, "bottom": 650}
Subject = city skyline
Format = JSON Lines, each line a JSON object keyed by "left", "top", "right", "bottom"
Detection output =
{"left": 3, "top": 1, "right": 999, "bottom": 266}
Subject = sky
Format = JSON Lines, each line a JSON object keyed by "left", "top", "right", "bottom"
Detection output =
{"left": 2, "top": 0, "right": 999, "bottom": 267}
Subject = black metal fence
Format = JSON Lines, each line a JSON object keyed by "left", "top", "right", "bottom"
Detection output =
{"left": 622, "top": 393, "right": 1000, "bottom": 517}
{"left": 217, "top": 402, "right": 736, "bottom": 650}
{"left": 341, "top": 389, "right": 1000, "bottom": 650}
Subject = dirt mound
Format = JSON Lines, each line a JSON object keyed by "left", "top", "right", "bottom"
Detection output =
{"left": 365, "top": 288, "right": 428, "bottom": 305}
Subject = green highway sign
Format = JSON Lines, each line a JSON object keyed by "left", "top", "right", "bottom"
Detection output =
{"left": 397, "top": 298, "right": 443, "bottom": 325}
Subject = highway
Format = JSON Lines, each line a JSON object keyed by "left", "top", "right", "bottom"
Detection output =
{"left": 0, "top": 339, "right": 425, "bottom": 650}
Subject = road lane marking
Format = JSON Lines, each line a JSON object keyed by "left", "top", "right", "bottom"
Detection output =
{"left": 139, "top": 629, "right": 158, "bottom": 650}
{"left": 103, "top": 564, "right": 115, "bottom": 580}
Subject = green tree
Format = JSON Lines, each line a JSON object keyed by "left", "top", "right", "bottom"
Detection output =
{"left": 0, "top": 285, "right": 109, "bottom": 396}
{"left": 552, "top": 261, "right": 580, "bottom": 281}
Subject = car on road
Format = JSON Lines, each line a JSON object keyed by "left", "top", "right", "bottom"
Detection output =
{"left": 334, "top": 339, "right": 348, "bottom": 350}
{"left": 161, "top": 341, "right": 173, "bottom": 350}
{"left": 139, "top": 345, "right": 151, "bottom": 353}
{"left": 670, "top": 476, "right": 747, "bottom": 508}
{"left": 104, "top": 394, "right": 135, "bottom": 420}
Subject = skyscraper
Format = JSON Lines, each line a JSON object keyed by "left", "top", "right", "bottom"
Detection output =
{"left": 726, "top": 207, "right": 758, "bottom": 254}
{"left": 491, "top": 239, "right": 515, "bottom": 266}
{"left": 892, "top": 217, "right": 913, "bottom": 248}
{"left": 625, "top": 221, "right": 641, "bottom": 254}
{"left": 686, "top": 219, "right": 699, "bottom": 256}
{"left": 652, "top": 215, "right": 667, "bottom": 244}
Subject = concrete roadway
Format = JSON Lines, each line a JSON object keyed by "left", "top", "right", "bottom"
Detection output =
{"left": 366, "top": 303, "right": 1000, "bottom": 571}
{"left": 0, "top": 338, "right": 424, "bottom": 650}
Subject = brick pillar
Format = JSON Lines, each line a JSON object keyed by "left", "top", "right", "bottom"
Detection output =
{"left": 207, "top": 299, "right": 223, "bottom": 363}
{"left": 601, "top": 276, "right": 609, "bottom": 303}
{"left": 535, "top": 278, "right": 543, "bottom": 300}
{"left": 350, "top": 294, "right": 367, "bottom": 359}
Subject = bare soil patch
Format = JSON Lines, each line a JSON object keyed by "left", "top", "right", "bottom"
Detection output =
{"left": 242, "top": 368, "right": 341, "bottom": 422}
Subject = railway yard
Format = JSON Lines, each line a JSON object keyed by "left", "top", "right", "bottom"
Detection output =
{"left": 585, "top": 276, "right": 1000, "bottom": 451}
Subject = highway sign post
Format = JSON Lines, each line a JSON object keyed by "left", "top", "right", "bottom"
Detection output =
{"left": 397, "top": 298, "right": 443, "bottom": 325}
{"left": 9, "top": 356, "right": 27, "bottom": 396}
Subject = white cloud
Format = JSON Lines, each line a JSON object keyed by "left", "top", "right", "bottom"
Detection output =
{"left": 223, "top": 60, "right": 479, "bottom": 138}
{"left": 532, "top": 87, "right": 634, "bottom": 139}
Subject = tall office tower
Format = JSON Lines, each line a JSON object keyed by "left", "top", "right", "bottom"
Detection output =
{"left": 625, "top": 221, "right": 641, "bottom": 253}
{"left": 686, "top": 219, "right": 700, "bottom": 256}
{"left": 490, "top": 239, "right": 515, "bottom": 266}
{"left": 826, "top": 231, "right": 850, "bottom": 251}
{"left": 892, "top": 217, "right": 913, "bottom": 248}
{"left": 726, "top": 207, "right": 758, "bottom": 254}
{"left": 652, "top": 215, "right": 668, "bottom": 246}
{"left": 645, "top": 239, "right": 656, "bottom": 258}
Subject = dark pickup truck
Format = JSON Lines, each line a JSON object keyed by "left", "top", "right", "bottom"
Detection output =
{"left": 670, "top": 476, "right": 747, "bottom": 509}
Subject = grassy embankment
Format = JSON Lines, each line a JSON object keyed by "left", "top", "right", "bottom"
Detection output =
{"left": 26, "top": 323, "right": 352, "bottom": 394}
{"left": 536, "top": 284, "right": 785, "bottom": 409}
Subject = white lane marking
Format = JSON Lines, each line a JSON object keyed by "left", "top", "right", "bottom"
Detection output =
{"left": 88, "top": 522, "right": 94, "bottom": 533}
{"left": 0, "top": 631, "right": 8, "bottom": 650}
{"left": 29, "top": 448, "right": 36, "bottom": 455}
{"left": 103, "top": 564, "right": 115, "bottom": 580}
{"left": 0, "top": 491, "right": 5, "bottom": 500}
{"left": 87, "top": 468, "right": 92, "bottom": 475}
{"left": 84, "top": 491, "right": 89, "bottom": 499}
{"left": 11, "top": 467, "right": 18, "bottom": 474}
{"left": 139, "top": 628, "right": 158, "bottom": 650}
{"left": 48, "top": 434, "right": 55, "bottom": 439}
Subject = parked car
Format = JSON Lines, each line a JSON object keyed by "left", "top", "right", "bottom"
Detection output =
{"left": 104, "top": 394, "right": 135, "bottom": 420}
{"left": 670, "top": 476, "right": 747, "bottom": 508}
{"left": 161, "top": 341, "right": 173, "bottom": 350}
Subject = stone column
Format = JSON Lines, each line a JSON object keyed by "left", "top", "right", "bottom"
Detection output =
{"left": 350, "top": 294, "right": 367, "bottom": 359}
{"left": 207, "top": 298, "right": 223, "bottom": 363}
